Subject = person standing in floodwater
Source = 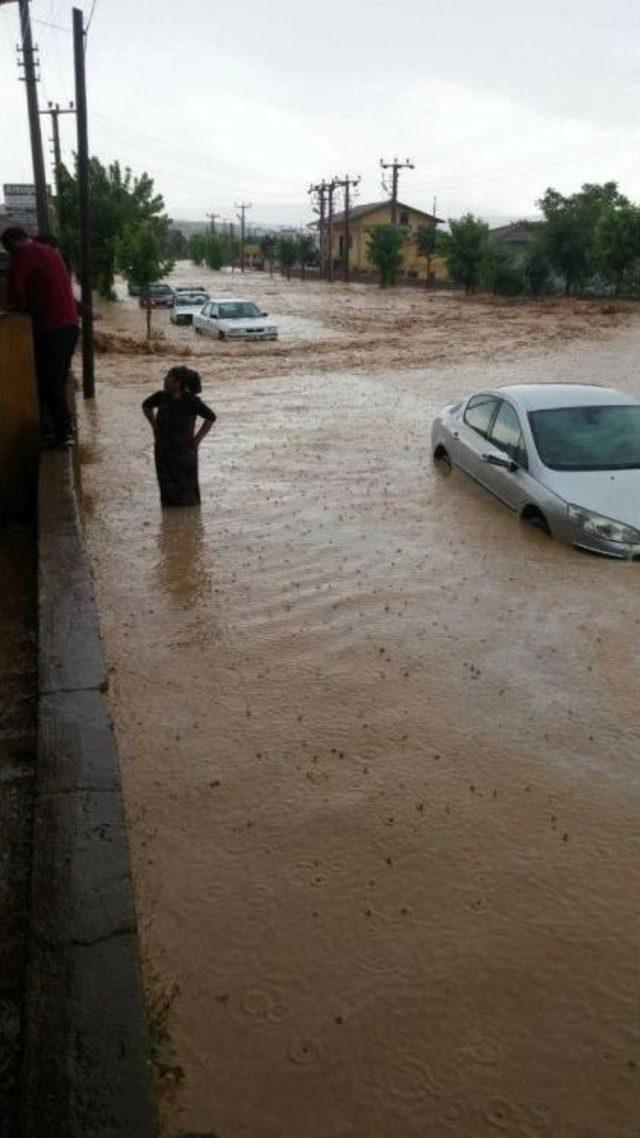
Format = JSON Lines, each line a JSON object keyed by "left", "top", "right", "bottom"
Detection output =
{"left": 142, "top": 366, "right": 216, "bottom": 506}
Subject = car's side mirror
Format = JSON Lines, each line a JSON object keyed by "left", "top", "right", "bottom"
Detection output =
{"left": 482, "top": 452, "right": 517, "bottom": 472}
{"left": 261, "top": 311, "right": 268, "bottom": 317}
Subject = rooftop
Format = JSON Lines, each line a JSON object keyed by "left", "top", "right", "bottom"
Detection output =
{"left": 327, "top": 200, "right": 444, "bottom": 227}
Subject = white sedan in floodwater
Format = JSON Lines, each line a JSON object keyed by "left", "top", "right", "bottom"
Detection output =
{"left": 431, "top": 383, "right": 640, "bottom": 559}
{"left": 193, "top": 298, "right": 278, "bottom": 341}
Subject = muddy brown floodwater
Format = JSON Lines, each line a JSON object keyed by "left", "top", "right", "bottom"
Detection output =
{"left": 79, "top": 266, "right": 639, "bottom": 1138}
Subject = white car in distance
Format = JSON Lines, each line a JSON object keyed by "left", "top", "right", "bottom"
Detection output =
{"left": 193, "top": 298, "right": 278, "bottom": 341}
{"left": 169, "top": 292, "right": 210, "bottom": 326}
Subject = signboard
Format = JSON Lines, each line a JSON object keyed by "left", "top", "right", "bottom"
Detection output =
{"left": 3, "top": 183, "right": 43, "bottom": 227}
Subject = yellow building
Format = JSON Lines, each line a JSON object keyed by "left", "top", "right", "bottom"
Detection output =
{"left": 327, "top": 199, "right": 446, "bottom": 282}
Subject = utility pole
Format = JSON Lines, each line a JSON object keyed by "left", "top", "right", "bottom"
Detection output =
{"left": 39, "top": 101, "right": 75, "bottom": 217}
{"left": 325, "top": 179, "right": 336, "bottom": 282}
{"left": 72, "top": 7, "right": 94, "bottom": 399}
{"left": 309, "top": 180, "right": 327, "bottom": 278}
{"left": 380, "top": 157, "right": 414, "bottom": 224}
{"left": 206, "top": 211, "right": 219, "bottom": 235}
{"left": 12, "top": 0, "right": 50, "bottom": 231}
{"left": 235, "top": 202, "right": 252, "bottom": 273}
{"left": 334, "top": 174, "right": 360, "bottom": 283}
{"left": 432, "top": 195, "right": 438, "bottom": 219}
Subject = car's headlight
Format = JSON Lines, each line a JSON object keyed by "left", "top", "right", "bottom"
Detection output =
{"left": 567, "top": 504, "right": 640, "bottom": 544}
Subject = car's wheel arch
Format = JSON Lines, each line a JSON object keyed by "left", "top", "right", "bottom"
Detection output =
{"left": 520, "top": 503, "right": 551, "bottom": 535}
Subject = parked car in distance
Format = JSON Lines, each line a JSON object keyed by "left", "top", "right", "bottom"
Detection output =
{"left": 193, "top": 298, "right": 278, "bottom": 341}
{"left": 170, "top": 292, "right": 210, "bottom": 325}
{"left": 127, "top": 282, "right": 141, "bottom": 296}
{"left": 138, "top": 283, "right": 175, "bottom": 308}
{"left": 431, "top": 383, "right": 640, "bottom": 559}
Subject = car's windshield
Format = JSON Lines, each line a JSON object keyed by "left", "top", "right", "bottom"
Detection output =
{"left": 528, "top": 405, "right": 640, "bottom": 471}
{"left": 177, "top": 294, "right": 207, "bottom": 305}
{"left": 218, "top": 302, "right": 261, "bottom": 319}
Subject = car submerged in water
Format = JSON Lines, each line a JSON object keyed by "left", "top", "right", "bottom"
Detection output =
{"left": 431, "top": 383, "right": 640, "bottom": 559}
{"left": 169, "top": 291, "right": 210, "bottom": 325}
{"left": 193, "top": 298, "right": 278, "bottom": 341}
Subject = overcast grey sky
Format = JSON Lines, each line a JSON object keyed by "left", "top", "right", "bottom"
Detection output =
{"left": 1, "top": 0, "right": 639, "bottom": 228}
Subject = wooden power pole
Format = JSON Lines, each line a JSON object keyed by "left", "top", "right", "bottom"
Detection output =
{"left": 380, "top": 157, "right": 414, "bottom": 224}
{"left": 11, "top": 0, "right": 50, "bottom": 231}
{"left": 72, "top": 6, "right": 94, "bottom": 399}
{"left": 334, "top": 174, "right": 360, "bottom": 283}
{"left": 309, "top": 180, "right": 328, "bottom": 278}
{"left": 326, "top": 180, "right": 336, "bottom": 282}
{"left": 39, "top": 101, "right": 76, "bottom": 219}
{"left": 235, "top": 202, "right": 252, "bottom": 273}
{"left": 206, "top": 211, "right": 219, "bottom": 235}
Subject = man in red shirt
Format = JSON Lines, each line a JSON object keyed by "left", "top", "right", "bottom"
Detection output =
{"left": 2, "top": 226, "right": 79, "bottom": 447}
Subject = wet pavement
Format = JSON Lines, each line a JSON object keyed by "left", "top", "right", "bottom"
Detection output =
{"left": 80, "top": 268, "right": 639, "bottom": 1138}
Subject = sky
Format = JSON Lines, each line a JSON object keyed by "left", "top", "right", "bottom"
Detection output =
{"left": 1, "top": 0, "right": 639, "bottom": 230}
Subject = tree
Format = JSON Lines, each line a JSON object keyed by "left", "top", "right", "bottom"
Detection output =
{"left": 481, "top": 242, "right": 524, "bottom": 296}
{"left": 366, "top": 224, "right": 405, "bottom": 287}
{"left": 116, "top": 223, "right": 174, "bottom": 338}
{"left": 439, "top": 214, "right": 490, "bottom": 293}
{"left": 277, "top": 236, "right": 298, "bottom": 280}
{"left": 537, "top": 182, "right": 629, "bottom": 294}
{"left": 594, "top": 204, "right": 640, "bottom": 295}
{"left": 522, "top": 240, "right": 554, "bottom": 297}
{"left": 57, "top": 158, "right": 170, "bottom": 298}
{"left": 165, "top": 227, "right": 189, "bottom": 260}
{"left": 414, "top": 223, "right": 439, "bottom": 287}
{"left": 297, "top": 234, "right": 317, "bottom": 280}
{"left": 189, "top": 232, "right": 207, "bottom": 265}
{"left": 260, "top": 234, "right": 277, "bottom": 276}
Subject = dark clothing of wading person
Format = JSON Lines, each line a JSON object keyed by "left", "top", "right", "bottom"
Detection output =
{"left": 142, "top": 367, "right": 216, "bottom": 506}
{"left": 1, "top": 226, "right": 79, "bottom": 447}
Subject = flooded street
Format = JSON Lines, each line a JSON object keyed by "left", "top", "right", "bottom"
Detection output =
{"left": 80, "top": 268, "right": 639, "bottom": 1138}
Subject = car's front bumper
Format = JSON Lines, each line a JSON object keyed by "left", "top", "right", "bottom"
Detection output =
{"left": 226, "top": 331, "right": 278, "bottom": 341}
{"left": 572, "top": 537, "right": 640, "bottom": 561}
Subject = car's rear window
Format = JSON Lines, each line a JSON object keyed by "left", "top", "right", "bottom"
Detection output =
{"left": 528, "top": 405, "right": 640, "bottom": 470}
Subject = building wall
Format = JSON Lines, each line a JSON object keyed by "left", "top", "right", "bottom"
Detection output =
{"left": 329, "top": 205, "right": 448, "bottom": 281}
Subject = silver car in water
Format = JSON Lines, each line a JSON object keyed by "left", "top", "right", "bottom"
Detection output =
{"left": 431, "top": 383, "right": 640, "bottom": 559}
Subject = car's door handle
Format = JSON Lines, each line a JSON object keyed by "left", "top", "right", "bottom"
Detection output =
{"left": 452, "top": 431, "right": 459, "bottom": 439}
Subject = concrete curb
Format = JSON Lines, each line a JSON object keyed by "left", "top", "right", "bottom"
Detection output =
{"left": 22, "top": 450, "right": 158, "bottom": 1137}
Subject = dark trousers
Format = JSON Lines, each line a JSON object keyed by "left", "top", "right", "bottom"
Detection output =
{"left": 33, "top": 324, "right": 79, "bottom": 441}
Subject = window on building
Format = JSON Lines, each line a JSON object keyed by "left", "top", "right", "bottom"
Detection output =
{"left": 399, "top": 211, "right": 409, "bottom": 227}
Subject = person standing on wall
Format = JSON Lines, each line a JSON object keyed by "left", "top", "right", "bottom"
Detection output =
{"left": 1, "top": 226, "right": 79, "bottom": 448}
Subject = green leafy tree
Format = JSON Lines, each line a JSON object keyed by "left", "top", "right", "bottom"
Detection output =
{"left": 481, "top": 242, "right": 524, "bottom": 296}
{"left": 366, "top": 224, "right": 405, "bottom": 287}
{"left": 203, "top": 233, "right": 230, "bottom": 271}
{"left": 537, "top": 182, "right": 629, "bottom": 294}
{"left": 277, "top": 236, "right": 298, "bottom": 280}
{"left": 164, "top": 227, "right": 189, "bottom": 260}
{"left": 594, "top": 204, "right": 640, "bottom": 295}
{"left": 439, "top": 214, "right": 490, "bottom": 293}
{"left": 116, "top": 222, "right": 174, "bottom": 338}
{"left": 297, "top": 234, "right": 317, "bottom": 280}
{"left": 57, "top": 158, "right": 169, "bottom": 298}
{"left": 189, "top": 232, "right": 207, "bottom": 265}
{"left": 414, "top": 223, "right": 439, "bottom": 287}
{"left": 260, "top": 234, "right": 277, "bottom": 276}
{"left": 522, "top": 240, "right": 554, "bottom": 297}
